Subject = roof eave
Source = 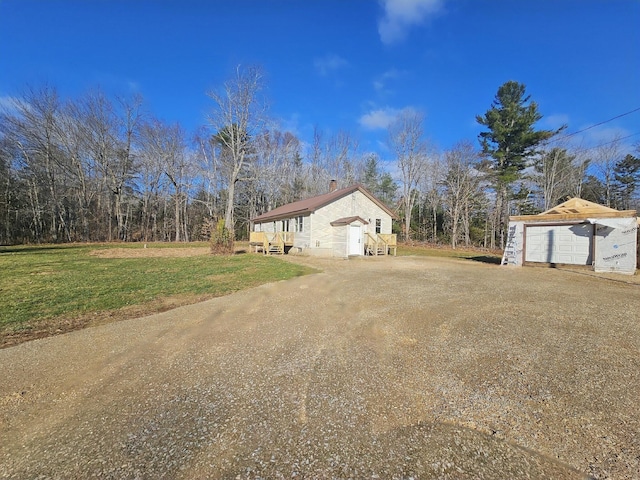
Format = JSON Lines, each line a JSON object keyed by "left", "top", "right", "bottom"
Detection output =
{"left": 509, "top": 210, "right": 637, "bottom": 222}
{"left": 252, "top": 208, "right": 312, "bottom": 223}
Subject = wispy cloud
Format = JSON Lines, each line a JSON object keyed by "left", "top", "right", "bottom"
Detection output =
{"left": 91, "top": 72, "right": 141, "bottom": 94}
{"left": 313, "top": 54, "right": 349, "bottom": 76}
{"left": 378, "top": 0, "right": 445, "bottom": 45}
{"left": 577, "top": 126, "right": 631, "bottom": 146}
{"left": 0, "top": 95, "right": 21, "bottom": 114}
{"left": 541, "top": 113, "right": 570, "bottom": 131}
{"left": 127, "top": 80, "right": 141, "bottom": 92}
{"left": 543, "top": 123, "right": 637, "bottom": 158}
{"left": 373, "top": 68, "right": 405, "bottom": 94}
{"left": 359, "top": 106, "right": 418, "bottom": 130}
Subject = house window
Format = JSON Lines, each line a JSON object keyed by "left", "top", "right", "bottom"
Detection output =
{"left": 282, "top": 219, "right": 289, "bottom": 232}
{"left": 375, "top": 219, "right": 381, "bottom": 234}
{"left": 295, "top": 216, "right": 304, "bottom": 232}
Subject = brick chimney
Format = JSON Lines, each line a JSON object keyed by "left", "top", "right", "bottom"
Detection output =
{"left": 329, "top": 179, "right": 337, "bottom": 192}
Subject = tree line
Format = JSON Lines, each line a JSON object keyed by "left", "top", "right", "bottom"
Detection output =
{"left": 1, "top": 69, "right": 638, "bottom": 249}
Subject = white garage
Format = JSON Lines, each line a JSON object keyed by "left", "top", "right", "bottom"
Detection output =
{"left": 524, "top": 223, "right": 594, "bottom": 265}
{"left": 502, "top": 198, "right": 638, "bottom": 274}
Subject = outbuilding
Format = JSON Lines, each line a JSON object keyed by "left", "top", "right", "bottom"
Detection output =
{"left": 250, "top": 183, "right": 397, "bottom": 257}
{"left": 502, "top": 198, "right": 638, "bottom": 274}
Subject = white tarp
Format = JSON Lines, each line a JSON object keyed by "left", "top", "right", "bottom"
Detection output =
{"left": 587, "top": 217, "right": 635, "bottom": 229}
{"left": 590, "top": 217, "right": 638, "bottom": 274}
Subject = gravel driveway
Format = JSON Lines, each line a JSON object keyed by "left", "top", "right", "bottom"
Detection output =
{"left": 1, "top": 255, "right": 638, "bottom": 479}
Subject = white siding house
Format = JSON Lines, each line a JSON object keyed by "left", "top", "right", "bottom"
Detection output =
{"left": 251, "top": 184, "right": 396, "bottom": 257}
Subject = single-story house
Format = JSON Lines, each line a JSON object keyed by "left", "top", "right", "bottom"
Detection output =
{"left": 502, "top": 197, "right": 638, "bottom": 274}
{"left": 250, "top": 183, "right": 397, "bottom": 257}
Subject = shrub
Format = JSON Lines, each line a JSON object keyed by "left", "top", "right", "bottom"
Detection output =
{"left": 209, "top": 219, "right": 234, "bottom": 255}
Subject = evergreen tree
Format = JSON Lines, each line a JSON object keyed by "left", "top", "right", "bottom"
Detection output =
{"left": 378, "top": 172, "right": 398, "bottom": 207}
{"left": 359, "top": 153, "right": 398, "bottom": 208}
{"left": 476, "top": 81, "right": 562, "bottom": 247}
{"left": 581, "top": 175, "right": 606, "bottom": 205}
{"left": 612, "top": 154, "right": 640, "bottom": 209}
{"left": 362, "top": 154, "right": 381, "bottom": 193}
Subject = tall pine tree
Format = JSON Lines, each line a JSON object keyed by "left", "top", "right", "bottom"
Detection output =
{"left": 476, "top": 81, "right": 562, "bottom": 248}
{"left": 612, "top": 154, "right": 640, "bottom": 210}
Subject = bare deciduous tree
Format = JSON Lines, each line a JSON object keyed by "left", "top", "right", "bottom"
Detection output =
{"left": 251, "top": 129, "right": 300, "bottom": 213}
{"left": 3, "top": 86, "right": 72, "bottom": 241}
{"left": 531, "top": 146, "right": 584, "bottom": 211}
{"left": 306, "top": 127, "right": 360, "bottom": 196}
{"left": 387, "top": 110, "right": 429, "bottom": 240}
{"left": 442, "top": 141, "right": 482, "bottom": 248}
{"left": 207, "top": 65, "right": 268, "bottom": 234}
{"left": 593, "top": 136, "right": 624, "bottom": 207}
{"left": 139, "top": 119, "right": 190, "bottom": 242}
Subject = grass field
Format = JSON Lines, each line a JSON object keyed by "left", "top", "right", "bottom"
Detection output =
{"left": 0, "top": 243, "right": 315, "bottom": 346}
{"left": 0, "top": 242, "right": 503, "bottom": 347}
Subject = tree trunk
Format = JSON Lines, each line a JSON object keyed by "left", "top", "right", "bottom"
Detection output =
{"left": 225, "top": 179, "right": 236, "bottom": 235}
{"left": 450, "top": 204, "right": 459, "bottom": 249}
{"left": 174, "top": 189, "right": 181, "bottom": 242}
{"left": 432, "top": 204, "right": 437, "bottom": 243}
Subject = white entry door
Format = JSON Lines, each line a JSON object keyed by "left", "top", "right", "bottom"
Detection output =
{"left": 348, "top": 225, "right": 362, "bottom": 255}
{"left": 525, "top": 224, "right": 593, "bottom": 265}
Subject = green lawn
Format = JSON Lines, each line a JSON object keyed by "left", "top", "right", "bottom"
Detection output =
{"left": 0, "top": 244, "right": 315, "bottom": 337}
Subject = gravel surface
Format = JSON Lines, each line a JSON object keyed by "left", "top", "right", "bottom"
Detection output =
{"left": 1, "top": 255, "right": 638, "bottom": 479}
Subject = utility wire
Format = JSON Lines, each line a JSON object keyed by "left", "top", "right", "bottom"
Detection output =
{"left": 548, "top": 106, "right": 640, "bottom": 143}
{"left": 569, "top": 132, "right": 640, "bottom": 155}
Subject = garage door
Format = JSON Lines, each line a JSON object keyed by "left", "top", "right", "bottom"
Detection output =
{"left": 525, "top": 224, "right": 593, "bottom": 265}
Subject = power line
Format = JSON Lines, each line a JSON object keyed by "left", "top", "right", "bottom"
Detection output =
{"left": 549, "top": 106, "right": 640, "bottom": 143}
{"left": 570, "top": 132, "right": 640, "bottom": 155}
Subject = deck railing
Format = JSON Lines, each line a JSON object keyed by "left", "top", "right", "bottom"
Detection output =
{"left": 364, "top": 233, "right": 397, "bottom": 256}
{"left": 249, "top": 231, "right": 294, "bottom": 254}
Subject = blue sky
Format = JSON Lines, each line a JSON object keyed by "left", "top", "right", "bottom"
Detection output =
{"left": 1, "top": 0, "right": 639, "bottom": 159}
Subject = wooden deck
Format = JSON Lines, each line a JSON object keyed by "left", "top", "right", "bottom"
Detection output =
{"left": 365, "top": 233, "right": 397, "bottom": 256}
{"left": 250, "top": 231, "right": 397, "bottom": 256}
{"left": 249, "top": 232, "right": 294, "bottom": 255}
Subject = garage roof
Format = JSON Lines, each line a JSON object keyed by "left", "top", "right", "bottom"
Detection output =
{"left": 510, "top": 198, "right": 637, "bottom": 222}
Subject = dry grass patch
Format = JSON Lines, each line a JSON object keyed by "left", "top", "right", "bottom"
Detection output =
{"left": 90, "top": 247, "right": 210, "bottom": 259}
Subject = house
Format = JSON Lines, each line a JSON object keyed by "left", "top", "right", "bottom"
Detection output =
{"left": 250, "top": 183, "right": 397, "bottom": 257}
{"left": 502, "top": 198, "right": 638, "bottom": 274}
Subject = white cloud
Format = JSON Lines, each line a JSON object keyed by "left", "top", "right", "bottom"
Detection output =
{"left": 577, "top": 126, "right": 631, "bottom": 147}
{"left": 360, "top": 107, "right": 400, "bottom": 130}
{"left": 359, "top": 105, "right": 418, "bottom": 130}
{"left": 314, "top": 54, "right": 349, "bottom": 76}
{"left": 378, "top": 0, "right": 445, "bottom": 45}
{"left": 538, "top": 116, "right": 636, "bottom": 152}
{"left": 541, "top": 113, "right": 570, "bottom": 131}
